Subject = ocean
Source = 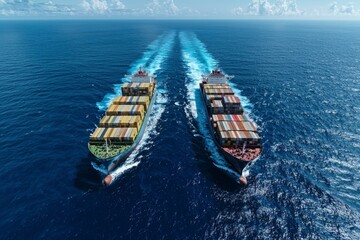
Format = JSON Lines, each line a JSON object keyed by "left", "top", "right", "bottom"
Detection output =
{"left": 0, "top": 20, "right": 359, "bottom": 239}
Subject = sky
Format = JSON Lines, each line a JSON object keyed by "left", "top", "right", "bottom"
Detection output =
{"left": 1, "top": 0, "right": 360, "bottom": 19}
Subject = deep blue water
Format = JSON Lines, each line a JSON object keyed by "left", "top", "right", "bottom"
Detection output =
{"left": 0, "top": 20, "right": 359, "bottom": 239}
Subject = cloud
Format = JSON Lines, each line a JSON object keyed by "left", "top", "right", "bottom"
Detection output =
{"left": 145, "top": 0, "right": 179, "bottom": 16}
{"left": 112, "top": 0, "right": 125, "bottom": 10}
{"left": 329, "top": 2, "right": 359, "bottom": 15}
{"left": 0, "top": 0, "right": 75, "bottom": 16}
{"left": 142, "top": 0, "right": 197, "bottom": 16}
{"left": 81, "top": 0, "right": 125, "bottom": 14}
{"left": 275, "top": 0, "right": 302, "bottom": 16}
{"left": 232, "top": 6, "right": 244, "bottom": 16}
{"left": 234, "top": 0, "right": 303, "bottom": 16}
{"left": 81, "top": 0, "right": 108, "bottom": 13}
{"left": 247, "top": 0, "right": 273, "bottom": 15}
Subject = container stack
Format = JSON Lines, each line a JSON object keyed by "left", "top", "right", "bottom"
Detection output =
{"left": 204, "top": 84, "right": 231, "bottom": 89}
{"left": 121, "top": 82, "right": 154, "bottom": 96}
{"left": 212, "top": 114, "right": 250, "bottom": 123}
{"left": 206, "top": 95, "right": 222, "bottom": 105}
{"left": 89, "top": 77, "right": 156, "bottom": 146}
{"left": 106, "top": 104, "right": 145, "bottom": 119}
{"left": 210, "top": 100, "right": 224, "bottom": 114}
{"left": 204, "top": 88, "right": 234, "bottom": 96}
{"left": 112, "top": 96, "right": 150, "bottom": 110}
{"left": 99, "top": 115, "right": 142, "bottom": 131}
{"left": 217, "top": 121, "right": 257, "bottom": 133}
{"left": 215, "top": 117, "right": 260, "bottom": 146}
{"left": 203, "top": 83, "right": 261, "bottom": 147}
{"left": 222, "top": 95, "right": 243, "bottom": 114}
{"left": 90, "top": 127, "right": 138, "bottom": 143}
{"left": 219, "top": 131, "right": 261, "bottom": 147}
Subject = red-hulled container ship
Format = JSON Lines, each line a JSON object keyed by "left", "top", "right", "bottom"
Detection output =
{"left": 199, "top": 66, "right": 262, "bottom": 183}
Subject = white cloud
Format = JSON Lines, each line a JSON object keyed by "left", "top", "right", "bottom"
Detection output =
{"left": 247, "top": 0, "right": 273, "bottom": 15}
{"left": 81, "top": 0, "right": 91, "bottom": 11}
{"left": 0, "top": 0, "right": 75, "bottom": 16}
{"left": 329, "top": 2, "right": 359, "bottom": 15}
{"left": 81, "top": 0, "right": 125, "bottom": 14}
{"left": 81, "top": 0, "right": 108, "bottom": 14}
{"left": 232, "top": 6, "right": 243, "bottom": 16}
{"left": 112, "top": 0, "right": 125, "bottom": 10}
{"left": 142, "top": 0, "right": 197, "bottom": 16}
{"left": 274, "top": 0, "right": 301, "bottom": 16}
{"left": 145, "top": 0, "right": 180, "bottom": 16}
{"left": 234, "top": 0, "right": 303, "bottom": 16}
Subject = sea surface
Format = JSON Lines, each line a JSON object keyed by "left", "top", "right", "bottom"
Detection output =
{"left": 0, "top": 20, "right": 359, "bottom": 239}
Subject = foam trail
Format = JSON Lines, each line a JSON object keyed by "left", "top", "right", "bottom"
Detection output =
{"left": 109, "top": 161, "right": 140, "bottom": 182}
{"left": 187, "top": 32, "right": 254, "bottom": 113}
{"left": 180, "top": 31, "right": 257, "bottom": 180}
{"left": 179, "top": 32, "right": 239, "bottom": 181}
{"left": 105, "top": 33, "right": 175, "bottom": 183}
{"left": 96, "top": 32, "right": 175, "bottom": 111}
{"left": 109, "top": 93, "right": 168, "bottom": 182}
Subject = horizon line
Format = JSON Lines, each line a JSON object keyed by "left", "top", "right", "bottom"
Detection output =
{"left": 1, "top": 18, "right": 360, "bottom": 21}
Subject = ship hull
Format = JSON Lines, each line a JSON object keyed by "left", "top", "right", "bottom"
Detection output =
{"left": 199, "top": 83, "right": 258, "bottom": 175}
{"left": 90, "top": 91, "right": 157, "bottom": 174}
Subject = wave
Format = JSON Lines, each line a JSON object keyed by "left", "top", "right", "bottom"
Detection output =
{"left": 180, "top": 31, "right": 256, "bottom": 180}
{"left": 96, "top": 31, "right": 176, "bottom": 111}
{"left": 109, "top": 92, "right": 168, "bottom": 182}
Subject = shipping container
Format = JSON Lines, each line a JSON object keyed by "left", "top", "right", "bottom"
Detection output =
{"left": 204, "top": 88, "right": 234, "bottom": 95}
{"left": 90, "top": 127, "right": 138, "bottom": 143}
{"left": 112, "top": 96, "right": 150, "bottom": 110}
{"left": 206, "top": 95, "right": 223, "bottom": 105}
{"left": 210, "top": 100, "right": 224, "bottom": 114}
{"left": 218, "top": 130, "right": 261, "bottom": 146}
{"left": 222, "top": 95, "right": 243, "bottom": 114}
{"left": 212, "top": 114, "right": 251, "bottom": 123}
{"left": 106, "top": 104, "right": 144, "bottom": 119}
{"left": 224, "top": 106, "right": 243, "bottom": 114}
{"left": 99, "top": 115, "right": 143, "bottom": 131}
{"left": 222, "top": 95, "right": 241, "bottom": 105}
{"left": 217, "top": 121, "right": 257, "bottom": 133}
{"left": 121, "top": 82, "right": 154, "bottom": 96}
{"left": 203, "top": 84, "right": 230, "bottom": 89}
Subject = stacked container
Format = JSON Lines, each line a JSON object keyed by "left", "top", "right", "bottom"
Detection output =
{"left": 121, "top": 83, "right": 154, "bottom": 96}
{"left": 219, "top": 131, "right": 261, "bottom": 146}
{"left": 203, "top": 84, "right": 231, "bottom": 89}
{"left": 112, "top": 96, "right": 150, "bottom": 110}
{"left": 206, "top": 95, "right": 222, "bottom": 106}
{"left": 90, "top": 127, "right": 138, "bottom": 143}
{"left": 106, "top": 104, "right": 145, "bottom": 119}
{"left": 210, "top": 100, "right": 224, "bottom": 114}
{"left": 99, "top": 115, "right": 142, "bottom": 131}
{"left": 90, "top": 77, "right": 157, "bottom": 146}
{"left": 202, "top": 83, "right": 261, "bottom": 147}
{"left": 204, "top": 88, "right": 234, "bottom": 96}
{"left": 222, "top": 95, "right": 243, "bottom": 114}
{"left": 217, "top": 121, "right": 257, "bottom": 133}
{"left": 212, "top": 114, "right": 250, "bottom": 123}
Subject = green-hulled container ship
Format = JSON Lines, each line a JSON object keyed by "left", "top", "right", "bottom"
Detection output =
{"left": 88, "top": 67, "right": 157, "bottom": 185}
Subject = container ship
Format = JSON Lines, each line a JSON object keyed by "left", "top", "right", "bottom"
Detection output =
{"left": 88, "top": 67, "right": 156, "bottom": 185}
{"left": 199, "top": 66, "right": 262, "bottom": 184}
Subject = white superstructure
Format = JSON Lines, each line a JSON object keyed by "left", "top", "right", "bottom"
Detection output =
{"left": 125, "top": 67, "right": 156, "bottom": 83}
{"left": 202, "top": 65, "right": 234, "bottom": 84}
